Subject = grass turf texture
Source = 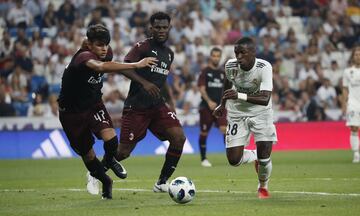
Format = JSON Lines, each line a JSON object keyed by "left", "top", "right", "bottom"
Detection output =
{"left": 0, "top": 150, "right": 360, "bottom": 216}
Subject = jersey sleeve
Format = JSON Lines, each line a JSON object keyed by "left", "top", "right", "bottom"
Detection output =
{"left": 259, "top": 62, "right": 273, "bottom": 91}
{"left": 74, "top": 51, "right": 98, "bottom": 66}
{"left": 124, "top": 42, "right": 145, "bottom": 63}
{"left": 197, "top": 70, "right": 206, "bottom": 87}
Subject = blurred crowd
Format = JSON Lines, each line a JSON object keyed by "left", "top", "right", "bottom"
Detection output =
{"left": 0, "top": 0, "right": 359, "bottom": 125}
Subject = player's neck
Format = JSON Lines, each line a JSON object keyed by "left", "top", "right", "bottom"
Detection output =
{"left": 150, "top": 37, "right": 166, "bottom": 47}
{"left": 209, "top": 63, "right": 218, "bottom": 70}
{"left": 241, "top": 58, "right": 256, "bottom": 71}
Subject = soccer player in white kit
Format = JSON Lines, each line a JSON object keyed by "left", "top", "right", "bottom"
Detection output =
{"left": 342, "top": 46, "right": 360, "bottom": 163}
{"left": 213, "top": 37, "right": 277, "bottom": 199}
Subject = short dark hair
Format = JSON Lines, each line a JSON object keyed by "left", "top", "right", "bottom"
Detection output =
{"left": 235, "top": 37, "right": 255, "bottom": 48}
{"left": 150, "top": 12, "right": 171, "bottom": 25}
{"left": 210, "top": 47, "right": 222, "bottom": 55}
{"left": 86, "top": 24, "right": 110, "bottom": 45}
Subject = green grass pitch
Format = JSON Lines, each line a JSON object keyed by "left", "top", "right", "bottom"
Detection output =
{"left": 1, "top": 150, "right": 360, "bottom": 216}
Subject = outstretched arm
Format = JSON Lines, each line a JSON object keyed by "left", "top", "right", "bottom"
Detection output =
{"left": 85, "top": 58, "right": 160, "bottom": 98}
{"left": 85, "top": 58, "right": 157, "bottom": 73}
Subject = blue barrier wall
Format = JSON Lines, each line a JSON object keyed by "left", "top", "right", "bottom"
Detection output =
{"left": 0, "top": 127, "right": 226, "bottom": 159}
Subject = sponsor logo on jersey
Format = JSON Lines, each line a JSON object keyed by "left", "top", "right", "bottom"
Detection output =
{"left": 208, "top": 81, "right": 223, "bottom": 88}
{"left": 151, "top": 50, "right": 158, "bottom": 56}
{"left": 151, "top": 65, "right": 169, "bottom": 75}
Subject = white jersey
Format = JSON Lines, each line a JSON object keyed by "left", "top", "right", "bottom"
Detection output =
{"left": 343, "top": 66, "right": 360, "bottom": 111}
{"left": 225, "top": 58, "right": 273, "bottom": 117}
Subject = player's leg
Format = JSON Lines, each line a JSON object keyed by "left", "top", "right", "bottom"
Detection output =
{"left": 350, "top": 126, "right": 359, "bottom": 163}
{"left": 98, "top": 128, "right": 127, "bottom": 179}
{"left": 154, "top": 126, "right": 186, "bottom": 192}
{"left": 149, "top": 105, "right": 185, "bottom": 192}
{"left": 82, "top": 148, "right": 113, "bottom": 199}
{"left": 225, "top": 117, "right": 256, "bottom": 166}
{"left": 226, "top": 146, "right": 257, "bottom": 166}
{"left": 91, "top": 104, "right": 127, "bottom": 178}
{"left": 114, "top": 108, "right": 150, "bottom": 165}
{"left": 251, "top": 113, "right": 277, "bottom": 199}
{"left": 59, "top": 111, "right": 113, "bottom": 199}
{"left": 199, "top": 108, "right": 213, "bottom": 167}
{"left": 255, "top": 141, "right": 273, "bottom": 199}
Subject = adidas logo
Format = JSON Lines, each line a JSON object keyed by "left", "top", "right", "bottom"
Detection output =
{"left": 32, "top": 130, "right": 73, "bottom": 159}
{"left": 155, "top": 138, "right": 194, "bottom": 155}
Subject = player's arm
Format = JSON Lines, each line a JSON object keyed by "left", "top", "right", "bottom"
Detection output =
{"left": 197, "top": 71, "right": 217, "bottom": 110}
{"left": 86, "top": 59, "right": 160, "bottom": 97}
{"left": 222, "top": 89, "right": 271, "bottom": 106}
{"left": 85, "top": 58, "right": 157, "bottom": 73}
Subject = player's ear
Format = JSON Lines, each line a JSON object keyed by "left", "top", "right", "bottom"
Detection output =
{"left": 148, "top": 25, "right": 153, "bottom": 36}
{"left": 168, "top": 24, "right": 172, "bottom": 31}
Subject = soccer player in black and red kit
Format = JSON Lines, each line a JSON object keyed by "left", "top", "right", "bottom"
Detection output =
{"left": 58, "top": 24, "right": 159, "bottom": 199}
{"left": 197, "top": 47, "right": 227, "bottom": 167}
{"left": 103, "top": 12, "right": 186, "bottom": 192}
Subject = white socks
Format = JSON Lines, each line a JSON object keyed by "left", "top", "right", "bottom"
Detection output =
{"left": 350, "top": 132, "right": 359, "bottom": 153}
{"left": 236, "top": 150, "right": 257, "bottom": 165}
{"left": 258, "top": 158, "right": 272, "bottom": 189}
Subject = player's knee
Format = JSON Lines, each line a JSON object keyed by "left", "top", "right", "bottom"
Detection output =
{"left": 227, "top": 154, "right": 242, "bottom": 166}
{"left": 228, "top": 158, "right": 241, "bottom": 167}
{"left": 200, "top": 131, "right": 208, "bottom": 137}
{"left": 350, "top": 127, "right": 359, "bottom": 133}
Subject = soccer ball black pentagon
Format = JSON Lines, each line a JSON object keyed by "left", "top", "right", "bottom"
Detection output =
{"left": 168, "top": 176, "right": 196, "bottom": 204}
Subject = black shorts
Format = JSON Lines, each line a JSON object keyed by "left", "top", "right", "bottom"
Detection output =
{"left": 59, "top": 102, "right": 113, "bottom": 156}
{"left": 120, "top": 104, "right": 182, "bottom": 144}
{"left": 199, "top": 107, "right": 227, "bottom": 132}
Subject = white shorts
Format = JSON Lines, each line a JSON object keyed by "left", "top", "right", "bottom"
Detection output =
{"left": 225, "top": 112, "right": 277, "bottom": 148}
{"left": 346, "top": 109, "right": 360, "bottom": 127}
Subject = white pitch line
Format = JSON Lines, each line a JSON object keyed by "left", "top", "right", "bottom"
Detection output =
{"left": 66, "top": 188, "right": 360, "bottom": 197}
{"left": 1, "top": 188, "right": 359, "bottom": 197}
{"left": 114, "top": 178, "right": 360, "bottom": 183}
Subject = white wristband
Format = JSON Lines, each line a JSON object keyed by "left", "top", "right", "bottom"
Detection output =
{"left": 237, "top": 92, "right": 247, "bottom": 101}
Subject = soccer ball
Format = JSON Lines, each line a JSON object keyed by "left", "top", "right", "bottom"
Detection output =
{"left": 168, "top": 176, "right": 196, "bottom": 204}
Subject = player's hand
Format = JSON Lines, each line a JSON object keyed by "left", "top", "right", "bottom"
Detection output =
{"left": 223, "top": 89, "right": 238, "bottom": 100}
{"left": 136, "top": 57, "right": 158, "bottom": 68}
{"left": 212, "top": 104, "right": 224, "bottom": 118}
{"left": 207, "top": 100, "right": 217, "bottom": 110}
{"left": 142, "top": 81, "right": 160, "bottom": 98}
